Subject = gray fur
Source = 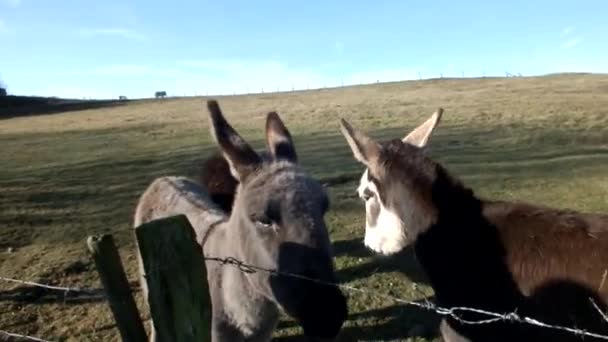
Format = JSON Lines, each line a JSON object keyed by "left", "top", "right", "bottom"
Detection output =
{"left": 133, "top": 101, "right": 347, "bottom": 342}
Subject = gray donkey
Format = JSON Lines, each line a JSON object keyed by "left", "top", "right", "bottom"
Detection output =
{"left": 134, "top": 100, "right": 347, "bottom": 342}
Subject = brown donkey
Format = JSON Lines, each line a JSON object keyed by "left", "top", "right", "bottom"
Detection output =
{"left": 339, "top": 109, "right": 608, "bottom": 341}
{"left": 198, "top": 150, "right": 274, "bottom": 214}
{"left": 199, "top": 151, "right": 238, "bottom": 213}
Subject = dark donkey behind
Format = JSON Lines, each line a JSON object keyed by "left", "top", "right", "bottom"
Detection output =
{"left": 200, "top": 149, "right": 276, "bottom": 214}
{"left": 339, "top": 109, "right": 608, "bottom": 341}
{"left": 134, "top": 100, "right": 347, "bottom": 341}
{"left": 199, "top": 151, "right": 238, "bottom": 213}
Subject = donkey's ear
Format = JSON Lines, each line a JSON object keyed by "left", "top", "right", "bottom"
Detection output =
{"left": 207, "top": 100, "right": 261, "bottom": 181}
{"left": 339, "top": 118, "right": 380, "bottom": 166}
{"left": 402, "top": 108, "right": 443, "bottom": 148}
{"left": 265, "top": 111, "right": 297, "bottom": 162}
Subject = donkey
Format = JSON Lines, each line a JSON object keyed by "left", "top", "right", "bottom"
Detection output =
{"left": 339, "top": 109, "right": 608, "bottom": 341}
{"left": 199, "top": 151, "right": 239, "bottom": 213}
{"left": 198, "top": 150, "right": 275, "bottom": 214}
{"left": 200, "top": 151, "right": 280, "bottom": 214}
{"left": 134, "top": 100, "right": 347, "bottom": 342}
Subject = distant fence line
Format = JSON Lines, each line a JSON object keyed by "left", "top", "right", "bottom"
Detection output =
{"left": 100, "top": 70, "right": 524, "bottom": 101}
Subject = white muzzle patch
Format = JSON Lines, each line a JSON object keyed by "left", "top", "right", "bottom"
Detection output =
{"left": 357, "top": 170, "right": 406, "bottom": 255}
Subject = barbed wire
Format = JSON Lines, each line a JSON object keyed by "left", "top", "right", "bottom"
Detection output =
{"left": 592, "top": 299, "right": 608, "bottom": 324}
{"left": 204, "top": 256, "right": 608, "bottom": 340}
{"left": 0, "top": 276, "right": 105, "bottom": 299}
{"left": 0, "top": 330, "right": 51, "bottom": 342}
{"left": 3, "top": 256, "right": 608, "bottom": 340}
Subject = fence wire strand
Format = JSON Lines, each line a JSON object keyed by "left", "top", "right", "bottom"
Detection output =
{"left": 0, "top": 276, "right": 105, "bottom": 299}
{"left": 0, "top": 329, "right": 51, "bottom": 342}
{"left": 3, "top": 256, "right": 608, "bottom": 340}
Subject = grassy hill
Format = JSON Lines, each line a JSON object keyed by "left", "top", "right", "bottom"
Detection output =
{"left": 1, "top": 73, "right": 607, "bottom": 341}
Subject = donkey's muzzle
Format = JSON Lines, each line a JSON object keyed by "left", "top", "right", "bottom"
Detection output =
{"left": 273, "top": 275, "right": 347, "bottom": 340}
{"left": 296, "top": 282, "right": 348, "bottom": 340}
{"left": 271, "top": 243, "right": 348, "bottom": 339}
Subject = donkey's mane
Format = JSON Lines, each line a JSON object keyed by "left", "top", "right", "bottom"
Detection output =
{"left": 378, "top": 139, "right": 478, "bottom": 218}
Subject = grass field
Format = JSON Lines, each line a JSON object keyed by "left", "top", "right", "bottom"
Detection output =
{"left": 1, "top": 73, "right": 608, "bottom": 341}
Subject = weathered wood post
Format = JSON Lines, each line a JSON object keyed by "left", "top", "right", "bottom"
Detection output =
{"left": 87, "top": 234, "right": 147, "bottom": 342}
{"left": 135, "top": 214, "right": 212, "bottom": 342}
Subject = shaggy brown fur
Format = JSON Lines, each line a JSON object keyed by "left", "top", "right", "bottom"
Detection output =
{"left": 341, "top": 116, "right": 608, "bottom": 341}
{"left": 386, "top": 140, "right": 608, "bottom": 341}
{"left": 483, "top": 200, "right": 608, "bottom": 298}
{"left": 198, "top": 150, "right": 273, "bottom": 214}
{"left": 199, "top": 151, "right": 238, "bottom": 213}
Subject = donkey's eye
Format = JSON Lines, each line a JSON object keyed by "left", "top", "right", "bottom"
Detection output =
{"left": 257, "top": 217, "right": 272, "bottom": 226}
{"left": 251, "top": 214, "right": 273, "bottom": 228}
{"left": 361, "top": 189, "right": 374, "bottom": 201}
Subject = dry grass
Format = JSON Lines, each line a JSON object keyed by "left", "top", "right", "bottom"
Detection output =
{"left": 1, "top": 73, "right": 608, "bottom": 341}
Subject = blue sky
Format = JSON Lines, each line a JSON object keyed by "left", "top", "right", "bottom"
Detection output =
{"left": 1, "top": 0, "right": 607, "bottom": 99}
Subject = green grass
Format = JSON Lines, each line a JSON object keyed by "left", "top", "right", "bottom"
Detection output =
{"left": 1, "top": 73, "right": 608, "bottom": 341}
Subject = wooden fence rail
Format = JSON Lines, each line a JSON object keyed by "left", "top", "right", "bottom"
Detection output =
{"left": 87, "top": 214, "right": 211, "bottom": 342}
{"left": 135, "top": 214, "right": 212, "bottom": 342}
{"left": 87, "top": 234, "right": 147, "bottom": 342}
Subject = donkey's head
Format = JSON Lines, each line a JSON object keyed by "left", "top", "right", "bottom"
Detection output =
{"left": 339, "top": 109, "right": 443, "bottom": 256}
{"left": 207, "top": 100, "right": 347, "bottom": 340}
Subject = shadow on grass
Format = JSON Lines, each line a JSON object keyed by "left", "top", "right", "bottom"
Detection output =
{"left": 275, "top": 297, "right": 442, "bottom": 341}
{"left": 0, "top": 147, "right": 208, "bottom": 249}
{"left": 332, "top": 237, "right": 371, "bottom": 259}
{"left": 2, "top": 121, "right": 606, "bottom": 248}
{"left": 3, "top": 121, "right": 606, "bottom": 261}
{"left": 0, "top": 286, "right": 107, "bottom": 304}
{"left": 334, "top": 240, "right": 430, "bottom": 286}
{"left": 0, "top": 259, "right": 140, "bottom": 305}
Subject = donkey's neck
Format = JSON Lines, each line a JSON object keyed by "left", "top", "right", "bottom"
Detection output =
{"left": 205, "top": 204, "right": 280, "bottom": 338}
{"left": 221, "top": 261, "right": 279, "bottom": 336}
{"left": 208, "top": 220, "right": 279, "bottom": 338}
{"left": 414, "top": 170, "right": 524, "bottom": 311}
{"left": 138, "top": 177, "right": 279, "bottom": 339}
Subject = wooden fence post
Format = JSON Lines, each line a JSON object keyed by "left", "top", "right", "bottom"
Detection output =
{"left": 87, "top": 234, "right": 148, "bottom": 342}
{"left": 135, "top": 214, "right": 212, "bottom": 342}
